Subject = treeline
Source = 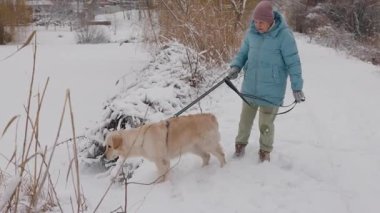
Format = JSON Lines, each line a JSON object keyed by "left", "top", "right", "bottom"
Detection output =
{"left": 149, "top": 0, "right": 379, "bottom": 65}
{"left": 283, "top": 0, "right": 380, "bottom": 65}
{"left": 0, "top": 0, "right": 31, "bottom": 44}
{"left": 1, "top": 0, "right": 379, "bottom": 65}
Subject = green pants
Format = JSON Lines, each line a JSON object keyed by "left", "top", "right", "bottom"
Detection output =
{"left": 235, "top": 102, "right": 279, "bottom": 152}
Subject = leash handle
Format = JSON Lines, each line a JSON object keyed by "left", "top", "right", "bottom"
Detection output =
{"left": 224, "top": 78, "right": 251, "bottom": 106}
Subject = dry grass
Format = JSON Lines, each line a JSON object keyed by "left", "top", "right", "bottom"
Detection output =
{"left": 145, "top": 0, "right": 258, "bottom": 65}
{"left": 0, "top": 31, "right": 86, "bottom": 213}
{"left": 0, "top": 170, "right": 4, "bottom": 184}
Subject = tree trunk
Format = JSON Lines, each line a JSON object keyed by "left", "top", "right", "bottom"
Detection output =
{"left": 0, "top": 24, "right": 5, "bottom": 45}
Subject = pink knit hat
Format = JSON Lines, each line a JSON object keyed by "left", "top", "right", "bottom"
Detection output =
{"left": 253, "top": 0, "right": 274, "bottom": 23}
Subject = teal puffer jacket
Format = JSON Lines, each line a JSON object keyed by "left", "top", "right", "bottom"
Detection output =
{"left": 231, "top": 11, "right": 303, "bottom": 107}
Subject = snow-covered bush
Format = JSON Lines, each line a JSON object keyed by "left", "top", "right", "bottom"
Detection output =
{"left": 79, "top": 41, "right": 223, "bottom": 171}
{"left": 0, "top": 174, "right": 58, "bottom": 212}
{"left": 283, "top": 0, "right": 380, "bottom": 65}
{"left": 313, "top": 25, "right": 354, "bottom": 49}
{"left": 75, "top": 25, "right": 110, "bottom": 44}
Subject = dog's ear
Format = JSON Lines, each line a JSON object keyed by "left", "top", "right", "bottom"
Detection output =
{"left": 111, "top": 134, "right": 123, "bottom": 149}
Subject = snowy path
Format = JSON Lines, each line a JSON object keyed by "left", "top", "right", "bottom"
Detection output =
{"left": 209, "top": 37, "right": 380, "bottom": 213}
{"left": 88, "top": 37, "right": 380, "bottom": 213}
{"left": 1, "top": 30, "right": 380, "bottom": 212}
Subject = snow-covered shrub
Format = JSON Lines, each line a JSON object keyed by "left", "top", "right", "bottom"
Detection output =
{"left": 75, "top": 25, "right": 110, "bottom": 44}
{"left": 87, "top": 42, "right": 215, "bottom": 142}
{"left": 283, "top": 0, "right": 380, "bottom": 65}
{"left": 313, "top": 25, "right": 354, "bottom": 49}
{"left": 0, "top": 174, "right": 58, "bottom": 212}
{"left": 312, "top": 25, "right": 380, "bottom": 65}
{"left": 79, "top": 42, "right": 222, "bottom": 173}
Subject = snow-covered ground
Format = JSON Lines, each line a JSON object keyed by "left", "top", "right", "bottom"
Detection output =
{"left": 1, "top": 11, "right": 380, "bottom": 213}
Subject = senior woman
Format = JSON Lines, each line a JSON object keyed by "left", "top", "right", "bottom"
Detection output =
{"left": 228, "top": 0, "right": 305, "bottom": 162}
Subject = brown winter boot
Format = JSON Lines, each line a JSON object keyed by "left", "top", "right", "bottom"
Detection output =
{"left": 234, "top": 143, "right": 247, "bottom": 158}
{"left": 258, "top": 149, "right": 270, "bottom": 162}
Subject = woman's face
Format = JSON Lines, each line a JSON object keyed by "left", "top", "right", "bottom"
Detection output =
{"left": 254, "top": 20, "right": 272, "bottom": 33}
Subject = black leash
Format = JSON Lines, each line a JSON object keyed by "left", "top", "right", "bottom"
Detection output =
{"left": 224, "top": 78, "right": 297, "bottom": 115}
{"left": 174, "top": 77, "right": 297, "bottom": 117}
{"left": 174, "top": 78, "right": 226, "bottom": 117}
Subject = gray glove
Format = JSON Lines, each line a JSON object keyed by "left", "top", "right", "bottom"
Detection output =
{"left": 293, "top": 90, "right": 305, "bottom": 103}
{"left": 227, "top": 67, "right": 240, "bottom": 80}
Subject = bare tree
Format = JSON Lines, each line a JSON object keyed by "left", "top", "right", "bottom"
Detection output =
{"left": 229, "top": 0, "right": 248, "bottom": 30}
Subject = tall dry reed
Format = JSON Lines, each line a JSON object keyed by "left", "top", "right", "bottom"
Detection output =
{"left": 0, "top": 31, "right": 86, "bottom": 213}
{"left": 154, "top": 0, "right": 259, "bottom": 65}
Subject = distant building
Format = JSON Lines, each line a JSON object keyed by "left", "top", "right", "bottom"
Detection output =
{"left": 26, "top": 0, "right": 54, "bottom": 12}
{"left": 26, "top": 0, "right": 54, "bottom": 21}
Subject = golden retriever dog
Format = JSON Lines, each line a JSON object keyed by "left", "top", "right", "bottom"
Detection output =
{"left": 104, "top": 113, "right": 226, "bottom": 182}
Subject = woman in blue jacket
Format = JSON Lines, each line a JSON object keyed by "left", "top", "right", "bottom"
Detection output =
{"left": 228, "top": 0, "right": 305, "bottom": 162}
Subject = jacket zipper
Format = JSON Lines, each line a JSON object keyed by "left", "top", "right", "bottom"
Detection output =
{"left": 254, "top": 36, "right": 264, "bottom": 95}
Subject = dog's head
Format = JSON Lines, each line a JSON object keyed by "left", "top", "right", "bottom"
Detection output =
{"left": 104, "top": 132, "right": 123, "bottom": 160}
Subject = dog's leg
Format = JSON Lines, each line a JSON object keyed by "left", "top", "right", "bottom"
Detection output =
{"left": 109, "top": 156, "right": 126, "bottom": 182}
{"left": 209, "top": 145, "right": 227, "bottom": 167}
{"left": 154, "top": 158, "right": 170, "bottom": 183}
{"left": 192, "top": 146, "right": 211, "bottom": 167}
{"left": 96, "top": 156, "right": 126, "bottom": 180}
{"left": 205, "top": 129, "right": 226, "bottom": 167}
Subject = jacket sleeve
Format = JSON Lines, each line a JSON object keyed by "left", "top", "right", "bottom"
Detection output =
{"left": 280, "top": 30, "right": 303, "bottom": 91}
{"left": 230, "top": 34, "right": 249, "bottom": 70}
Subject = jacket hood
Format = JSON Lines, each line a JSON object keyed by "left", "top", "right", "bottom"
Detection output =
{"left": 250, "top": 11, "right": 287, "bottom": 37}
